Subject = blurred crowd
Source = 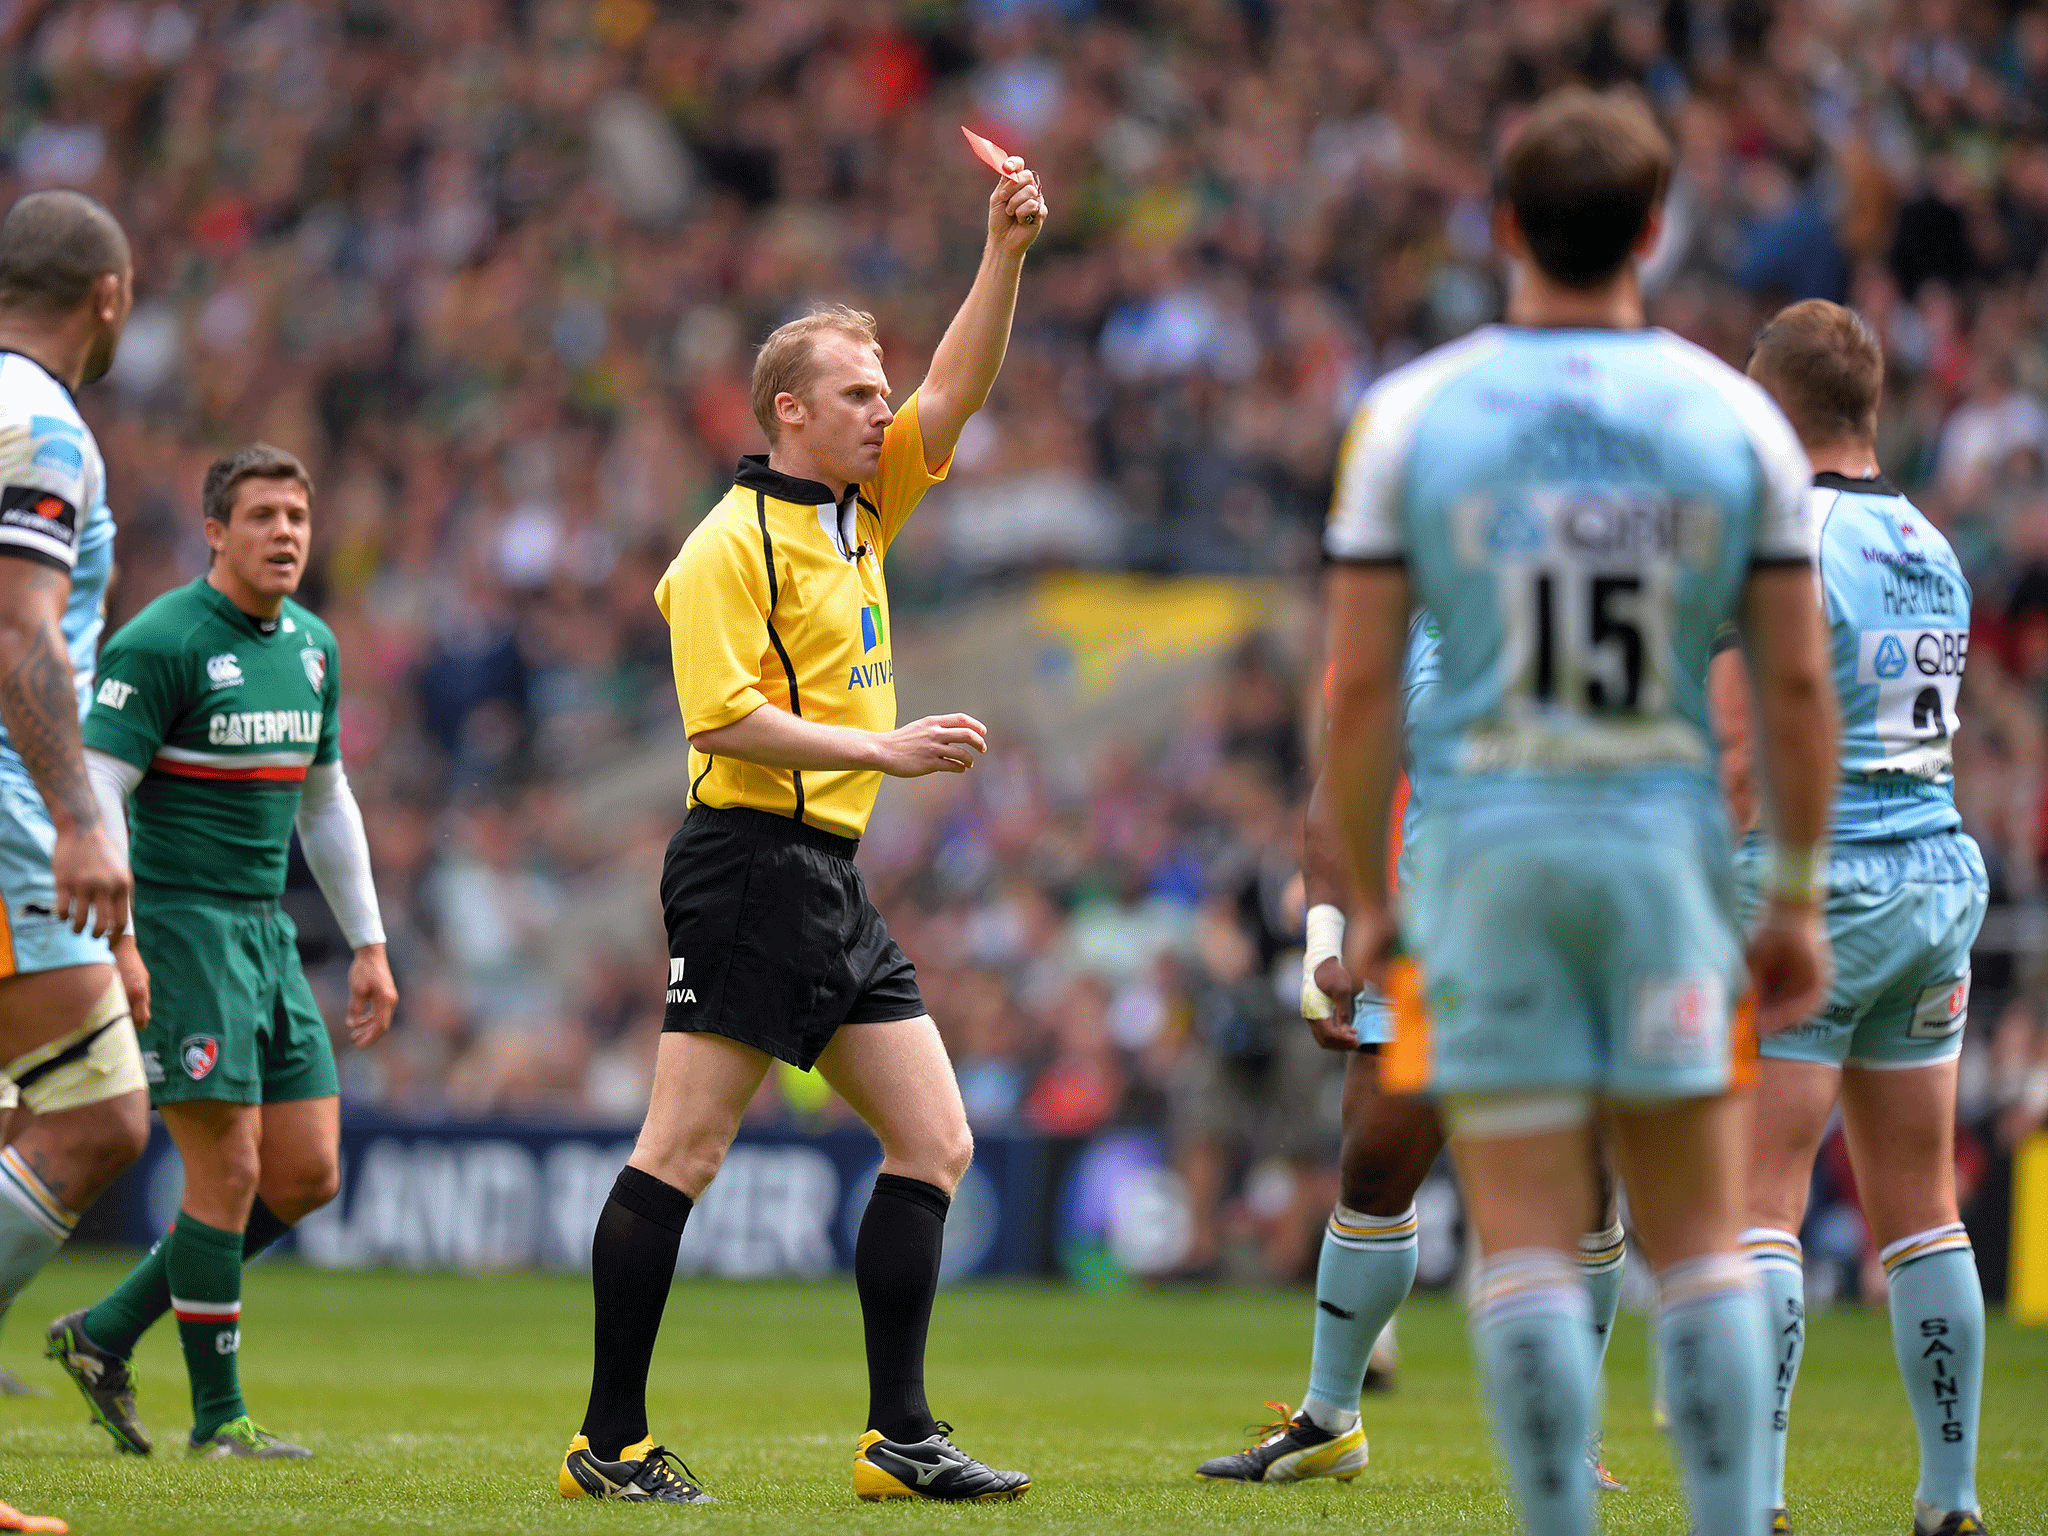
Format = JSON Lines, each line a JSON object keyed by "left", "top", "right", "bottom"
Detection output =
{"left": 6, "top": 0, "right": 2048, "bottom": 1287}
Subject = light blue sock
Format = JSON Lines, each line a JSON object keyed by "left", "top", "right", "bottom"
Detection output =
{"left": 1301, "top": 1203, "right": 1418, "bottom": 1433}
{"left": 1471, "top": 1249, "right": 1594, "bottom": 1536}
{"left": 1657, "top": 1254, "right": 1768, "bottom": 1535}
{"left": 1578, "top": 1221, "right": 1626, "bottom": 1371}
{"left": 0, "top": 1147, "right": 77, "bottom": 1313}
{"left": 1879, "top": 1225, "right": 1983, "bottom": 1519}
{"left": 1743, "top": 1227, "right": 1805, "bottom": 1510}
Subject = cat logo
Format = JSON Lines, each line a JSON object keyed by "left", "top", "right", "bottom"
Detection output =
{"left": 181, "top": 1035, "right": 220, "bottom": 1079}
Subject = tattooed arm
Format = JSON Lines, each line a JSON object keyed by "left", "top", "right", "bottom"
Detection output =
{"left": 0, "top": 557, "right": 129, "bottom": 937}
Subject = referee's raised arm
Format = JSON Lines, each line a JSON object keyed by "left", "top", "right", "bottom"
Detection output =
{"left": 656, "top": 149, "right": 1047, "bottom": 813}
{"left": 907, "top": 152, "right": 1047, "bottom": 471}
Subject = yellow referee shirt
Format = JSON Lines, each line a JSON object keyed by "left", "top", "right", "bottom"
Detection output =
{"left": 655, "top": 392, "right": 950, "bottom": 840}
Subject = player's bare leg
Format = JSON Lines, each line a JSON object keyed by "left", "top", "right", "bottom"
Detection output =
{"left": 5, "top": 965, "right": 150, "bottom": 1450}
{"left": 0, "top": 967, "right": 148, "bottom": 1300}
{"left": 0, "top": 966, "right": 148, "bottom": 1214}
{"left": 57, "top": 1094, "right": 330, "bottom": 1458}
{"left": 1581, "top": 1128, "right": 1629, "bottom": 1491}
{"left": 817, "top": 1016, "right": 1028, "bottom": 1502}
{"left": 626, "top": 1030, "right": 769, "bottom": 1198}
{"left": 254, "top": 1095, "right": 341, "bottom": 1223}
{"left": 113, "top": 1100, "right": 304, "bottom": 1459}
{"left": 0, "top": 1099, "right": 46, "bottom": 1394}
{"left": 1607, "top": 1093, "right": 1768, "bottom": 1536}
{"left": 1839, "top": 1060, "right": 1984, "bottom": 1535}
{"left": 1743, "top": 1057, "right": 1838, "bottom": 1529}
{"left": 1337, "top": 1062, "right": 1444, "bottom": 1399}
{"left": 1197, "top": 1060, "right": 1440, "bottom": 1486}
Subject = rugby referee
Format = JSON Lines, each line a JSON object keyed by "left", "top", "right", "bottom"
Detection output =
{"left": 559, "top": 154, "right": 1047, "bottom": 1506}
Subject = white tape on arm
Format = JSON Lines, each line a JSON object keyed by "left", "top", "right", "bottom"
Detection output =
{"left": 86, "top": 750, "right": 142, "bottom": 936}
{"left": 1301, "top": 903, "right": 1346, "bottom": 1019}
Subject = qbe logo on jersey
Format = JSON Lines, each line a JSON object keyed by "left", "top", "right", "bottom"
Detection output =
{"left": 1858, "top": 628, "right": 1965, "bottom": 772}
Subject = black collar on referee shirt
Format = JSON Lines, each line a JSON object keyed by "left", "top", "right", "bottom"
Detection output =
{"left": 734, "top": 456, "right": 870, "bottom": 560}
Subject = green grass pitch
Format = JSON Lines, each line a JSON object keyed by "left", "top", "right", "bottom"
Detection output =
{"left": 0, "top": 1251, "right": 2041, "bottom": 1533}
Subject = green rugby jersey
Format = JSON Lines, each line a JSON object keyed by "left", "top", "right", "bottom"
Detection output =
{"left": 83, "top": 578, "right": 341, "bottom": 899}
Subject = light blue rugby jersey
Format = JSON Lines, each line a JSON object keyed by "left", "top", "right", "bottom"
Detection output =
{"left": 0, "top": 351, "right": 114, "bottom": 765}
{"left": 1327, "top": 325, "right": 1812, "bottom": 814}
{"left": 1809, "top": 473, "right": 1967, "bottom": 842}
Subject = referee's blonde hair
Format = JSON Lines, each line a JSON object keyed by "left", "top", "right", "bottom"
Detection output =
{"left": 751, "top": 305, "right": 882, "bottom": 444}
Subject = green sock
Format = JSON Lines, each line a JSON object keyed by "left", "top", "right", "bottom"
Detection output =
{"left": 165, "top": 1213, "right": 246, "bottom": 1442}
{"left": 85, "top": 1199, "right": 292, "bottom": 1360}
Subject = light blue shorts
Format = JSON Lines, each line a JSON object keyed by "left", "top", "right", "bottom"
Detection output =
{"left": 0, "top": 767, "right": 114, "bottom": 978}
{"left": 1354, "top": 991, "right": 1396, "bottom": 1047}
{"left": 1353, "top": 839, "right": 1421, "bottom": 1049}
{"left": 1738, "top": 831, "right": 1987, "bottom": 1070}
{"left": 1403, "top": 789, "right": 1747, "bottom": 1100}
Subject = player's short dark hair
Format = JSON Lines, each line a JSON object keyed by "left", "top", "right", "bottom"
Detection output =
{"left": 751, "top": 305, "right": 882, "bottom": 444}
{"left": 1747, "top": 299, "right": 1884, "bottom": 447}
{"left": 0, "top": 191, "right": 130, "bottom": 316}
{"left": 203, "top": 444, "right": 314, "bottom": 526}
{"left": 1496, "top": 88, "right": 1672, "bottom": 289}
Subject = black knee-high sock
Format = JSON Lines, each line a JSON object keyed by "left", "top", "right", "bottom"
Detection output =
{"left": 244, "top": 1197, "right": 291, "bottom": 1259}
{"left": 581, "top": 1167, "right": 693, "bottom": 1459}
{"left": 856, "top": 1173, "right": 950, "bottom": 1444}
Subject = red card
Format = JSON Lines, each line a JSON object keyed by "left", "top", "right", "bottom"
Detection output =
{"left": 961, "top": 126, "right": 1037, "bottom": 223}
{"left": 961, "top": 125, "right": 1010, "bottom": 172}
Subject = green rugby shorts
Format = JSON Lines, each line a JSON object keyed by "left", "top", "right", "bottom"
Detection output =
{"left": 133, "top": 887, "right": 339, "bottom": 1107}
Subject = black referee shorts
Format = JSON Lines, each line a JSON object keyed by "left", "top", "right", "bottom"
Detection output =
{"left": 659, "top": 806, "right": 925, "bottom": 1070}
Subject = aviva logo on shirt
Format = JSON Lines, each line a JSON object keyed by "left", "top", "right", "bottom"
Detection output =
{"left": 850, "top": 602, "right": 891, "bottom": 690}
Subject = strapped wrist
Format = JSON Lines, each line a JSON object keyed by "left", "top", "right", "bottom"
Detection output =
{"left": 1767, "top": 844, "right": 1823, "bottom": 905}
{"left": 1303, "top": 904, "right": 1345, "bottom": 969}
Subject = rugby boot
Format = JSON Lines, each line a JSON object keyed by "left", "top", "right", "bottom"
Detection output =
{"left": 45, "top": 1310, "right": 150, "bottom": 1455}
{"left": 1914, "top": 1504, "right": 1989, "bottom": 1536}
{"left": 188, "top": 1415, "right": 312, "bottom": 1460}
{"left": 559, "top": 1434, "right": 712, "bottom": 1503}
{"left": 853, "top": 1423, "right": 1029, "bottom": 1501}
{"left": 0, "top": 1498, "right": 67, "bottom": 1533}
{"left": 1195, "top": 1402, "right": 1368, "bottom": 1484}
{"left": 1586, "top": 1432, "right": 1627, "bottom": 1492}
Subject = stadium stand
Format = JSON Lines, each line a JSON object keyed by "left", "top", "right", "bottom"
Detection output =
{"left": 4, "top": 0, "right": 2047, "bottom": 1290}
